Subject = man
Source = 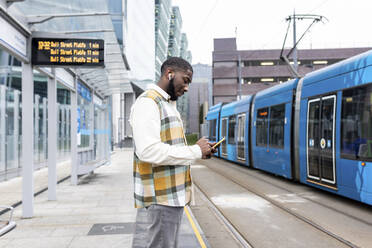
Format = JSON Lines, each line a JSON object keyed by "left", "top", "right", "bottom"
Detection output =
{"left": 129, "top": 57, "right": 215, "bottom": 247}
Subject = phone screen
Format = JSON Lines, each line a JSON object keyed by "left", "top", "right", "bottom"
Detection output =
{"left": 212, "top": 137, "right": 225, "bottom": 149}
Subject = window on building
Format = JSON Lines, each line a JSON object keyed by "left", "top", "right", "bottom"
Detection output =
{"left": 112, "top": 20, "right": 123, "bottom": 45}
{"left": 243, "top": 78, "right": 252, "bottom": 84}
{"left": 269, "top": 104, "right": 285, "bottom": 148}
{"left": 256, "top": 108, "right": 268, "bottom": 146}
{"left": 228, "top": 115, "right": 236, "bottom": 144}
{"left": 243, "top": 61, "right": 251, "bottom": 67}
{"left": 341, "top": 84, "right": 372, "bottom": 161}
{"left": 261, "top": 78, "right": 274, "bottom": 82}
{"left": 260, "top": 61, "right": 274, "bottom": 66}
{"left": 313, "top": 60, "right": 328, "bottom": 65}
{"left": 108, "top": 0, "right": 122, "bottom": 14}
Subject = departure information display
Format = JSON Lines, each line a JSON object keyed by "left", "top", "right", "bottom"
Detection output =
{"left": 32, "top": 38, "right": 104, "bottom": 67}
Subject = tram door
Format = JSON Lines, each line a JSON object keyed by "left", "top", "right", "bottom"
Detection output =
{"left": 307, "top": 95, "right": 336, "bottom": 185}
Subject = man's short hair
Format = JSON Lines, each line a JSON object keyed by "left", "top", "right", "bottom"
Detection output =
{"left": 160, "top": 57, "right": 193, "bottom": 75}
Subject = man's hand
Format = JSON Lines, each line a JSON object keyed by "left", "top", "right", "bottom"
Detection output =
{"left": 196, "top": 137, "right": 212, "bottom": 159}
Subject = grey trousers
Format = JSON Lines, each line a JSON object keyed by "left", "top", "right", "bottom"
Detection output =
{"left": 132, "top": 205, "right": 184, "bottom": 248}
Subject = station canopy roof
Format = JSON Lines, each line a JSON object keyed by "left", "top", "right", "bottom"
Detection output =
{"left": 10, "top": 0, "right": 132, "bottom": 96}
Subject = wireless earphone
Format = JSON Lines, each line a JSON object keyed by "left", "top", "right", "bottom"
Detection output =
{"left": 168, "top": 74, "right": 173, "bottom": 81}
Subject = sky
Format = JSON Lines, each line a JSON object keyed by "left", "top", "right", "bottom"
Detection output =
{"left": 172, "top": 0, "right": 372, "bottom": 65}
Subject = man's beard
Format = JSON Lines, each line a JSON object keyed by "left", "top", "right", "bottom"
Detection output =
{"left": 166, "top": 77, "right": 178, "bottom": 101}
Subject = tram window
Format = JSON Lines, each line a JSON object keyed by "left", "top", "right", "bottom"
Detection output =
{"left": 237, "top": 114, "right": 245, "bottom": 145}
{"left": 221, "top": 118, "right": 228, "bottom": 155}
{"left": 228, "top": 115, "right": 236, "bottom": 144}
{"left": 256, "top": 108, "right": 268, "bottom": 146}
{"left": 341, "top": 85, "right": 372, "bottom": 161}
{"left": 209, "top": 119, "right": 216, "bottom": 140}
{"left": 269, "top": 104, "right": 285, "bottom": 148}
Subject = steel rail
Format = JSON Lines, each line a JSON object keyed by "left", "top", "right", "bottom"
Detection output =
{"left": 193, "top": 182, "right": 254, "bottom": 248}
{"left": 215, "top": 159, "right": 372, "bottom": 227}
{"left": 198, "top": 162, "right": 359, "bottom": 248}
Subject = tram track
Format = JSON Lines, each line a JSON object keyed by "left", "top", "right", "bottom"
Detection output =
{"left": 193, "top": 182, "right": 253, "bottom": 248}
{"left": 193, "top": 159, "right": 363, "bottom": 248}
{"left": 213, "top": 158, "right": 372, "bottom": 227}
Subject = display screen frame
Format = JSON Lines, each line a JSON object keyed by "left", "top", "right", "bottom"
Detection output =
{"left": 31, "top": 37, "right": 104, "bottom": 67}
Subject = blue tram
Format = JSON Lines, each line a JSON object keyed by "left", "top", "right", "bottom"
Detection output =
{"left": 207, "top": 50, "right": 372, "bottom": 205}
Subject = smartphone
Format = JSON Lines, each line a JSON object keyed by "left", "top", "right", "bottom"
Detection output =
{"left": 212, "top": 137, "right": 225, "bottom": 149}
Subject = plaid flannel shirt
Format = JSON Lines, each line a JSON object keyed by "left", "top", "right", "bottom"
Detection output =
{"left": 132, "top": 89, "right": 192, "bottom": 208}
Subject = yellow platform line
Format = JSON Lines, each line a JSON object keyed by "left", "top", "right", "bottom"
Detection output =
{"left": 184, "top": 206, "right": 207, "bottom": 248}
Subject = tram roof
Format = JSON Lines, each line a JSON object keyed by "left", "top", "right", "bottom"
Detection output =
{"left": 206, "top": 102, "right": 223, "bottom": 120}
{"left": 303, "top": 49, "right": 372, "bottom": 86}
{"left": 255, "top": 79, "right": 298, "bottom": 101}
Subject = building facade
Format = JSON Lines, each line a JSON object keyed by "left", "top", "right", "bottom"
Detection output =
{"left": 113, "top": 0, "right": 156, "bottom": 146}
{"left": 177, "top": 33, "right": 191, "bottom": 133}
{"left": 115, "top": 1, "right": 193, "bottom": 145}
{"left": 167, "top": 6, "right": 182, "bottom": 58}
{"left": 212, "top": 38, "right": 372, "bottom": 104}
{"left": 187, "top": 63, "right": 211, "bottom": 134}
{"left": 126, "top": 0, "right": 155, "bottom": 82}
{"left": 180, "top": 33, "right": 188, "bottom": 59}
{"left": 155, "top": 0, "right": 172, "bottom": 80}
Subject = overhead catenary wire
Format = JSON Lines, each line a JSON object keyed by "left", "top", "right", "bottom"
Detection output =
{"left": 195, "top": 0, "right": 220, "bottom": 43}
{"left": 279, "top": 14, "right": 328, "bottom": 77}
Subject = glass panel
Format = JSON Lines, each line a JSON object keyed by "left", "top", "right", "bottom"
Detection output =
{"left": 94, "top": 105, "right": 98, "bottom": 160}
{"left": 34, "top": 95, "right": 40, "bottom": 164}
{"left": 308, "top": 100, "right": 320, "bottom": 178}
{"left": 228, "top": 115, "right": 236, "bottom": 144}
{"left": 67, "top": 107, "right": 71, "bottom": 155}
{"left": 77, "top": 82, "right": 92, "bottom": 148}
{"left": 269, "top": 104, "right": 285, "bottom": 148}
{"left": 6, "top": 89, "right": 16, "bottom": 170}
{"left": 341, "top": 85, "right": 372, "bottom": 160}
{"left": 256, "top": 108, "right": 268, "bottom": 147}
{"left": 63, "top": 107, "right": 67, "bottom": 156}
{"left": 18, "top": 96, "right": 22, "bottom": 170}
{"left": 237, "top": 114, "right": 246, "bottom": 160}
{"left": 38, "top": 97, "right": 46, "bottom": 163}
{"left": 58, "top": 105, "right": 62, "bottom": 158}
{"left": 321, "top": 97, "right": 335, "bottom": 181}
{"left": 208, "top": 119, "right": 216, "bottom": 140}
{"left": 221, "top": 118, "right": 227, "bottom": 155}
{"left": 0, "top": 86, "right": 6, "bottom": 175}
{"left": 45, "top": 99, "right": 48, "bottom": 161}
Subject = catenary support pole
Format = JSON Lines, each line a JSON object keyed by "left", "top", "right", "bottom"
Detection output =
{"left": 293, "top": 11, "right": 298, "bottom": 73}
